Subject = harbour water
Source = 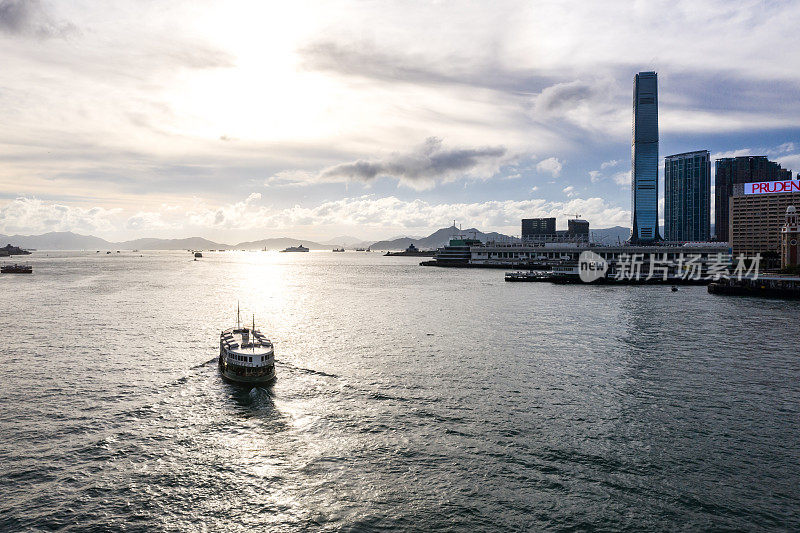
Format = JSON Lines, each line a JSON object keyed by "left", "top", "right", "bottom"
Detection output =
{"left": 1, "top": 251, "right": 799, "bottom": 531}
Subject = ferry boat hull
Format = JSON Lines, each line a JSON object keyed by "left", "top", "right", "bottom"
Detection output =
{"left": 219, "top": 362, "right": 276, "bottom": 384}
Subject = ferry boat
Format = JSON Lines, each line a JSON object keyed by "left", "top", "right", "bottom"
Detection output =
{"left": 1, "top": 264, "right": 33, "bottom": 274}
{"left": 504, "top": 270, "right": 549, "bottom": 282}
{"left": 332, "top": 246, "right": 345, "bottom": 252}
{"left": 280, "top": 245, "right": 309, "bottom": 252}
{"left": 219, "top": 306, "right": 275, "bottom": 385}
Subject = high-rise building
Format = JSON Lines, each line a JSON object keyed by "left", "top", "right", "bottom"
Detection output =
{"left": 521, "top": 217, "right": 556, "bottom": 241}
{"left": 714, "top": 156, "right": 793, "bottom": 242}
{"left": 567, "top": 218, "right": 590, "bottom": 240}
{"left": 729, "top": 180, "right": 800, "bottom": 260}
{"left": 630, "top": 71, "right": 660, "bottom": 243}
{"left": 664, "top": 151, "right": 711, "bottom": 241}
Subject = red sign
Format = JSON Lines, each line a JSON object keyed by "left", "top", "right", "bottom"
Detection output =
{"left": 745, "top": 180, "right": 800, "bottom": 195}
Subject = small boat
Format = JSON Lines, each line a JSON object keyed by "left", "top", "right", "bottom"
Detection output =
{"left": 1, "top": 264, "right": 33, "bottom": 274}
{"left": 194, "top": 252, "right": 203, "bottom": 258}
{"left": 106, "top": 251, "right": 111, "bottom": 254}
{"left": 504, "top": 271, "right": 549, "bottom": 282}
{"left": 355, "top": 247, "right": 365, "bottom": 252}
{"left": 219, "top": 305, "right": 275, "bottom": 385}
{"left": 671, "top": 285, "right": 678, "bottom": 292}
{"left": 332, "top": 247, "right": 345, "bottom": 252}
{"left": 280, "top": 245, "right": 309, "bottom": 252}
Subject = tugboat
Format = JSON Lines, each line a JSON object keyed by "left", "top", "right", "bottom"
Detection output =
{"left": 219, "top": 304, "right": 275, "bottom": 385}
{"left": 1, "top": 264, "right": 33, "bottom": 274}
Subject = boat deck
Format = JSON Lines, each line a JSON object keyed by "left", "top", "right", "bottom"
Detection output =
{"left": 220, "top": 328, "right": 273, "bottom": 357}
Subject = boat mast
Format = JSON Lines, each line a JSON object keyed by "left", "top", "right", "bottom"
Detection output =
{"left": 237, "top": 301, "right": 240, "bottom": 330}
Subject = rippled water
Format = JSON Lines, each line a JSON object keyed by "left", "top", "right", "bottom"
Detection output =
{"left": 1, "top": 251, "right": 799, "bottom": 531}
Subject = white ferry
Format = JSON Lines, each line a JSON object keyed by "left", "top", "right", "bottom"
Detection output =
{"left": 280, "top": 245, "right": 309, "bottom": 252}
{"left": 219, "top": 307, "right": 275, "bottom": 385}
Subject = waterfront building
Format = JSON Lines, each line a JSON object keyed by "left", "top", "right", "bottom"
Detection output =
{"left": 781, "top": 206, "right": 800, "bottom": 269}
{"left": 714, "top": 156, "right": 793, "bottom": 242}
{"left": 432, "top": 236, "right": 483, "bottom": 264}
{"left": 630, "top": 71, "right": 660, "bottom": 243}
{"left": 664, "top": 151, "right": 711, "bottom": 241}
{"left": 729, "top": 180, "right": 800, "bottom": 259}
{"left": 469, "top": 241, "right": 728, "bottom": 269}
{"left": 522, "top": 218, "right": 556, "bottom": 241}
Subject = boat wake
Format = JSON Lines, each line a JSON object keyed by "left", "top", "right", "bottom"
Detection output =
{"left": 277, "top": 360, "right": 338, "bottom": 378}
{"left": 191, "top": 357, "right": 218, "bottom": 369}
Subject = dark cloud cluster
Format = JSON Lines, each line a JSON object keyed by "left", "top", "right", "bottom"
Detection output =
{"left": 299, "top": 40, "right": 554, "bottom": 93}
{"left": 321, "top": 137, "right": 507, "bottom": 184}
{"left": 534, "top": 80, "right": 597, "bottom": 113}
{"left": 0, "top": 0, "right": 76, "bottom": 38}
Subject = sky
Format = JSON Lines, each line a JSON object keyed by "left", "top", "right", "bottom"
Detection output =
{"left": 1, "top": 0, "right": 799, "bottom": 242}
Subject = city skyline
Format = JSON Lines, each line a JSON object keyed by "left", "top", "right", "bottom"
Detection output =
{"left": 1, "top": 1, "right": 800, "bottom": 242}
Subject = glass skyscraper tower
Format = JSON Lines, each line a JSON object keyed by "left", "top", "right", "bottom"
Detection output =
{"left": 664, "top": 150, "right": 711, "bottom": 241}
{"left": 630, "top": 71, "right": 660, "bottom": 243}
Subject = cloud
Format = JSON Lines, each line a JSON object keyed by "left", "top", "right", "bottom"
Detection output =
{"left": 0, "top": 197, "right": 119, "bottom": 234}
{"left": 175, "top": 194, "right": 631, "bottom": 235}
{"left": 562, "top": 185, "right": 576, "bottom": 197}
{"left": 320, "top": 137, "right": 508, "bottom": 189}
{"left": 0, "top": 0, "right": 76, "bottom": 38}
{"left": 589, "top": 170, "right": 601, "bottom": 183}
{"left": 534, "top": 81, "right": 595, "bottom": 113}
{"left": 601, "top": 159, "right": 620, "bottom": 169}
{"left": 531, "top": 77, "right": 628, "bottom": 137}
{"left": 536, "top": 157, "right": 563, "bottom": 178}
{"left": 612, "top": 171, "right": 629, "bottom": 186}
{"left": 298, "top": 39, "right": 555, "bottom": 93}
{"left": 125, "top": 211, "right": 176, "bottom": 231}
{"left": 1, "top": 194, "right": 632, "bottom": 238}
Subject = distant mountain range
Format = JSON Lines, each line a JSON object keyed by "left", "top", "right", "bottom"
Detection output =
{"left": 320, "top": 235, "right": 371, "bottom": 247}
{"left": 369, "top": 226, "right": 519, "bottom": 250}
{"left": 589, "top": 226, "right": 631, "bottom": 245}
{"left": 0, "top": 231, "right": 336, "bottom": 251}
{"left": 1, "top": 225, "right": 644, "bottom": 251}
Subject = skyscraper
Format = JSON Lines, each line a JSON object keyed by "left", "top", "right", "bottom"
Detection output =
{"left": 714, "top": 156, "right": 793, "bottom": 242}
{"left": 664, "top": 151, "right": 711, "bottom": 241}
{"left": 630, "top": 71, "right": 660, "bottom": 243}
